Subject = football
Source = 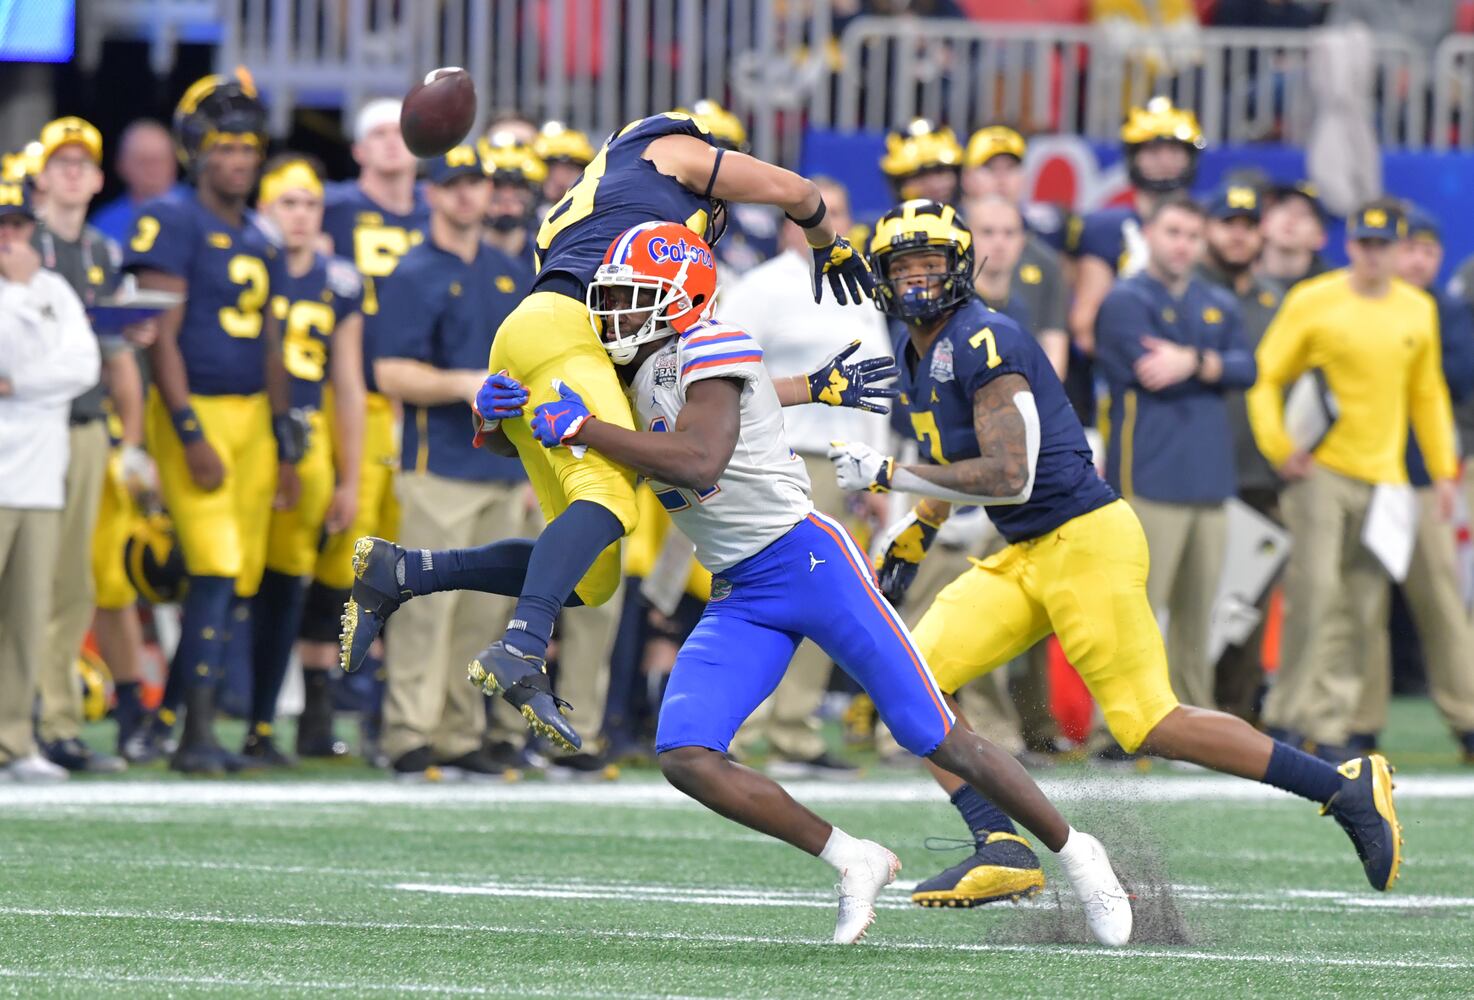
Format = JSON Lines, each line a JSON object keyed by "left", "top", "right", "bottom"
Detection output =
{"left": 399, "top": 67, "right": 476, "bottom": 158}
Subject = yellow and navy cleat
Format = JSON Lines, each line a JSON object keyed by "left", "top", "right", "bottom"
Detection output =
{"left": 339, "top": 537, "right": 409, "bottom": 674}
{"left": 1321, "top": 753, "right": 1403, "bottom": 891}
{"left": 911, "top": 831, "right": 1046, "bottom": 907}
{"left": 468, "top": 639, "right": 582, "bottom": 753}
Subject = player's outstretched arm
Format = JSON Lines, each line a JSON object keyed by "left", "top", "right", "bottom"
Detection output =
{"left": 829, "top": 374, "right": 1039, "bottom": 506}
{"left": 533, "top": 378, "right": 741, "bottom": 492}
{"left": 772, "top": 340, "right": 900, "bottom": 413}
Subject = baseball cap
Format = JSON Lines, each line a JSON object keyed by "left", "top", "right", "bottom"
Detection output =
{"left": 1270, "top": 180, "right": 1326, "bottom": 223}
{"left": 1347, "top": 203, "right": 1404, "bottom": 242}
{"left": 425, "top": 144, "right": 486, "bottom": 185}
{"left": 39, "top": 116, "right": 103, "bottom": 166}
{"left": 0, "top": 180, "right": 36, "bottom": 221}
{"left": 354, "top": 98, "right": 403, "bottom": 143}
{"left": 1205, "top": 183, "right": 1261, "bottom": 222}
{"left": 1402, "top": 204, "right": 1440, "bottom": 243}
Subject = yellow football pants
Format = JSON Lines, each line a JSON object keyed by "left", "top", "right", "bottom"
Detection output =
{"left": 145, "top": 389, "right": 276, "bottom": 598}
{"left": 266, "top": 409, "right": 336, "bottom": 578}
{"left": 92, "top": 450, "right": 139, "bottom": 610}
{"left": 489, "top": 290, "right": 638, "bottom": 606}
{"left": 314, "top": 391, "right": 400, "bottom": 590}
{"left": 913, "top": 499, "right": 1178, "bottom": 753}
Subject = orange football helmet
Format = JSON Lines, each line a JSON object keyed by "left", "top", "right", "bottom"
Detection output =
{"left": 587, "top": 221, "right": 718, "bottom": 364}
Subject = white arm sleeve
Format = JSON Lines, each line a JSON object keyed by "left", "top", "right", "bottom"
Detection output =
{"left": 890, "top": 390, "right": 1040, "bottom": 506}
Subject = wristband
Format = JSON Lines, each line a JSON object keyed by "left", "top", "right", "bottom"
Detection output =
{"left": 171, "top": 406, "right": 205, "bottom": 444}
{"left": 786, "top": 198, "right": 827, "bottom": 231}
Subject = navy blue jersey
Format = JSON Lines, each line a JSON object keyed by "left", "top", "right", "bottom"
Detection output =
{"left": 322, "top": 181, "right": 429, "bottom": 393}
{"left": 893, "top": 297, "right": 1115, "bottom": 543}
{"left": 269, "top": 253, "right": 364, "bottom": 411}
{"left": 533, "top": 113, "right": 719, "bottom": 295}
{"left": 123, "top": 188, "right": 283, "bottom": 396}
{"left": 372, "top": 240, "right": 531, "bottom": 483}
{"left": 1076, "top": 205, "right": 1142, "bottom": 275}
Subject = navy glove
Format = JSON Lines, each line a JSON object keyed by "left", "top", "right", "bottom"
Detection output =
{"left": 273, "top": 408, "right": 311, "bottom": 465}
{"left": 530, "top": 379, "right": 593, "bottom": 455}
{"left": 806, "top": 340, "right": 900, "bottom": 414}
{"left": 810, "top": 235, "right": 876, "bottom": 306}
{"left": 872, "top": 508, "right": 942, "bottom": 606}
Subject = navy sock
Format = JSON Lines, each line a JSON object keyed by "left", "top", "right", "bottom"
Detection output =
{"left": 218, "top": 598, "right": 254, "bottom": 719}
{"left": 504, "top": 500, "right": 623, "bottom": 659}
{"left": 114, "top": 681, "right": 143, "bottom": 736}
{"left": 1261, "top": 739, "right": 1342, "bottom": 804}
{"left": 170, "top": 575, "right": 235, "bottom": 694}
{"left": 951, "top": 784, "right": 1018, "bottom": 840}
{"left": 399, "top": 537, "right": 579, "bottom": 607}
{"left": 250, "top": 570, "right": 308, "bottom": 730}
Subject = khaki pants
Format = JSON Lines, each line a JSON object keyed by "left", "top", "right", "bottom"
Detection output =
{"left": 1264, "top": 465, "right": 1387, "bottom": 746}
{"left": 0, "top": 506, "right": 62, "bottom": 763}
{"left": 1130, "top": 496, "right": 1227, "bottom": 711}
{"left": 879, "top": 542, "right": 1024, "bottom": 755}
{"left": 383, "top": 473, "right": 524, "bottom": 762}
{"left": 732, "top": 452, "right": 850, "bottom": 761}
{"left": 38, "top": 421, "right": 109, "bottom": 743}
{"left": 1351, "top": 486, "right": 1474, "bottom": 735}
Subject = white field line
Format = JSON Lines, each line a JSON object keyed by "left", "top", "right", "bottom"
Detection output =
{"left": 0, "top": 905, "right": 1466, "bottom": 972}
{"left": 0, "top": 967, "right": 718, "bottom": 1000}
{"left": 2, "top": 773, "right": 1472, "bottom": 810}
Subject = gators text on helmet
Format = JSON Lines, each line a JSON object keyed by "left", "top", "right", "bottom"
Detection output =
{"left": 880, "top": 119, "right": 963, "bottom": 199}
{"left": 868, "top": 199, "right": 975, "bottom": 326}
{"left": 173, "top": 69, "right": 269, "bottom": 170}
{"left": 587, "top": 221, "right": 719, "bottom": 364}
{"left": 1120, "top": 96, "right": 1205, "bottom": 194}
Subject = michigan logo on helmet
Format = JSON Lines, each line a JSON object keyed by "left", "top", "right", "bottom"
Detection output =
{"left": 964, "top": 125, "right": 1027, "bottom": 170}
{"left": 1120, "top": 97, "right": 1205, "bottom": 194}
{"left": 868, "top": 199, "right": 976, "bottom": 325}
{"left": 2, "top": 141, "right": 43, "bottom": 184}
{"left": 76, "top": 649, "right": 114, "bottom": 723}
{"left": 533, "top": 121, "right": 595, "bottom": 167}
{"left": 479, "top": 134, "right": 548, "bottom": 187}
{"left": 680, "top": 99, "right": 748, "bottom": 153}
{"left": 880, "top": 119, "right": 963, "bottom": 201}
{"left": 124, "top": 511, "right": 187, "bottom": 605}
{"left": 587, "top": 221, "right": 719, "bottom": 364}
{"left": 173, "top": 68, "right": 269, "bottom": 170}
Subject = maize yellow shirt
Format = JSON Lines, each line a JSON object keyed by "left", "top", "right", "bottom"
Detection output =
{"left": 1247, "top": 270, "right": 1457, "bottom": 485}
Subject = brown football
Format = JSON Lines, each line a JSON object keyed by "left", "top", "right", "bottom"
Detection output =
{"left": 400, "top": 67, "right": 477, "bottom": 158}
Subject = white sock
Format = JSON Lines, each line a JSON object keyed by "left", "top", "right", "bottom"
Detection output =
{"left": 1054, "top": 826, "right": 1088, "bottom": 863}
{"left": 819, "top": 826, "right": 864, "bottom": 871}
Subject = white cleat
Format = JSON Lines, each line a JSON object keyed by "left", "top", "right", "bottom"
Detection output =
{"left": 1056, "top": 831, "right": 1132, "bottom": 946}
{"left": 833, "top": 841, "right": 901, "bottom": 944}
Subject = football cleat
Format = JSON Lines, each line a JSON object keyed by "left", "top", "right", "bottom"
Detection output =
{"left": 833, "top": 840, "right": 901, "bottom": 944}
{"left": 242, "top": 729, "right": 296, "bottom": 768}
{"left": 1056, "top": 831, "right": 1132, "bottom": 946}
{"left": 1321, "top": 753, "right": 1403, "bottom": 891}
{"left": 339, "top": 537, "right": 408, "bottom": 673}
{"left": 911, "top": 831, "right": 1046, "bottom": 907}
{"left": 467, "top": 640, "right": 582, "bottom": 752}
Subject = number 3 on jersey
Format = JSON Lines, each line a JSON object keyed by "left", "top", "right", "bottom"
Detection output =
{"left": 218, "top": 254, "right": 270, "bottom": 339}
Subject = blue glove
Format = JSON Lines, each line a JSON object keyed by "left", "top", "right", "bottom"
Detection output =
{"left": 810, "top": 235, "right": 876, "bottom": 306}
{"left": 806, "top": 340, "right": 901, "bottom": 414}
{"left": 872, "top": 508, "right": 942, "bottom": 607}
{"left": 472, "top": 370, "right": 528, "bottom": 449}
{"left": 530, "top": 379, "right": 593, "bottom": 450}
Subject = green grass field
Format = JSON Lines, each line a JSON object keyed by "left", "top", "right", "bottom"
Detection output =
{"left": 2, "top": 698, "right": 1471, "bottom": 999}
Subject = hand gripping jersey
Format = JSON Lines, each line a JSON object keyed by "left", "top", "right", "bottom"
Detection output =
{"left": 534, "top": 113, "right": 721, "bottom": 293}
{"left": 627, "top": 319, "right": 812, "bottom": 571}
{"left": 269, "top": 253, "right": 364, "bottom": 411}
{"left": 892, "top": 297, "right": 1115, "bottom": 543}
{"left": 123, "top": 188, "right": 283, "bottom": 396}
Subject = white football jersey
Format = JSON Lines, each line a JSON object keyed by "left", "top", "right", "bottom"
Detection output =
{"left": 628, "top": 319, "right": 812, "bottom": 572}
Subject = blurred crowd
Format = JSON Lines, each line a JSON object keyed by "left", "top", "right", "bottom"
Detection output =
{"left": 1, "top": 75, "right": 1470, "bottom": 786}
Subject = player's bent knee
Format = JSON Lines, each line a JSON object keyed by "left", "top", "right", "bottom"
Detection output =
{"left": 658, "top": 745, "right": 725, "bottom": 794}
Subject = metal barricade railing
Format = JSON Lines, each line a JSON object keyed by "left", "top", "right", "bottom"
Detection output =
{"left": 833, "top": 18, "right": 1427, "bottom": 151}
{"left": 1431, "top": 34, "right": 1474, "bottom": 150}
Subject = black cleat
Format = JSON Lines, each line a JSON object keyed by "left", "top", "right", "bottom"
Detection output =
{"left": 242, "top": 728, "right": 297, "bottom": 768}
{"left": 340, "top": 537, "right": 408, "bottom": 674}
{"left": 439, "top": 747, "right": 514, "bottom": 782}
{"left": 911, "top": 831, "right": 1046, "bottom": 907}
{"left": 467, "top": 640, "right": 582, "bottom": 752}
{"left": 1322, "top": 753, "right": 1403, "bottom": 891}
{"left": 546, "top": 751, "right": 619, "bottom": 782}
{"left": 43, "top": 737, "right": 126, "bottom": 774}
{"left": 169, "top": 742, "right": 226, "bottom": 775}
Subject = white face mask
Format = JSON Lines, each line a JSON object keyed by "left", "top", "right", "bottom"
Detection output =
{"left": 586, "top": 258, "right": 695, "bottom": 365}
